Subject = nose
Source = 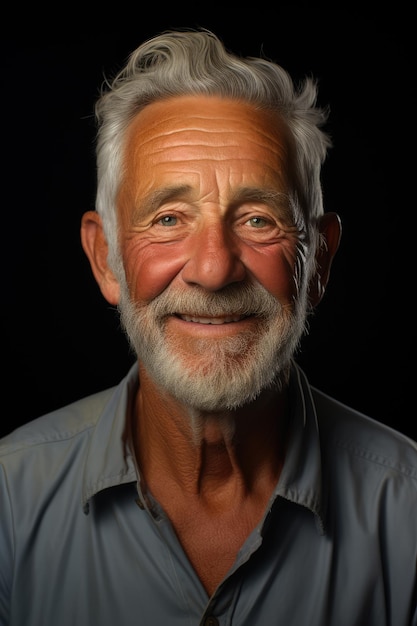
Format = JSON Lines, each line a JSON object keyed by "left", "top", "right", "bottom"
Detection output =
{"left": 181, "top": 221, "right": 246, "bottom": 291}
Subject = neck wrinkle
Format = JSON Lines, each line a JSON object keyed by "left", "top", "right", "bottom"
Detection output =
{"left": 131, "top": 368, "right": 290, "bottom": 503}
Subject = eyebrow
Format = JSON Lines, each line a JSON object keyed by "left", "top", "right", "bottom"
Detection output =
{"left": 229, "top": 186, "right": 294, "bottom": 221}
{"left": 132, "top": 184, "right": 294, "bottom": 222}
{"left": 132, "top": 185, "right": 193, "bottom": 222}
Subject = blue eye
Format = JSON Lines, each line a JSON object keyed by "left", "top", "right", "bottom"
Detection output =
{"left": 158, "top": 215, "right": 177, "bottom": 226}
{"left": 249, "top": 216, "right": 267, "bottom": 228}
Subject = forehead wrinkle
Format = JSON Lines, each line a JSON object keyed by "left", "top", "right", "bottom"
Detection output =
{"left": 157, "top": 111, "right": 290, "bottom": 151}
{"left": 132, "top": 117, "right": 287, "bottom": 149}
{"left": 126, "top": 94, "right": 291, "bottom": 154}
{"left": 146, "top": 128, "right": 286, "bottom": 153}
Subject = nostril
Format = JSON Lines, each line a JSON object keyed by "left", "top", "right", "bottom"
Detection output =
{"left": 181, "top": 253, "right": 246, "bottom": 291}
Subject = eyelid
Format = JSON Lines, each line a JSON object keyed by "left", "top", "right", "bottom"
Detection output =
{"left": 237, "top": 205, "right": 283, "bottom": 226}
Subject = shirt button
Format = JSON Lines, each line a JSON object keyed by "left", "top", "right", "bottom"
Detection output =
{"left": 203, "top": 618, "right": 219, "bottom": 626}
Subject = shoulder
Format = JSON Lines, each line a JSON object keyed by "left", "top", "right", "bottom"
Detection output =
{"left": 0, "top": 386, "right": 117, "bottom": 459}
{"left": 311, "top": 386, "right": 417, "bottom": 485}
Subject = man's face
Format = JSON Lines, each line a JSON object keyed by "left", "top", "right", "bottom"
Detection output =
{"left": 115, "top": 95, "right": 310, "bottom": 411}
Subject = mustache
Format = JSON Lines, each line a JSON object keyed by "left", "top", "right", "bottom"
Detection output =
{"left": 144, "top": 282, "right": 281, "bottom": 319}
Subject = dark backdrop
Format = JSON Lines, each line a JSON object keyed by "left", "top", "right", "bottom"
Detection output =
{"left": 2, "top": 9, "right": 415, "bottom": 439}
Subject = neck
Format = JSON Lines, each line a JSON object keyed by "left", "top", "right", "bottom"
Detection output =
{"left": 132, "top": 364, "right": 290, "bottom": 505}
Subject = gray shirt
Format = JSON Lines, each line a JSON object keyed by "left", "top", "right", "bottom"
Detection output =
{"left": 1, "top": 362, "right": 416, "bottom": 625}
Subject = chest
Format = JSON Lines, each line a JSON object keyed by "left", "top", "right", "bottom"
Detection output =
{"left": 171, "top": 509, "right": 259, "bottom": 596}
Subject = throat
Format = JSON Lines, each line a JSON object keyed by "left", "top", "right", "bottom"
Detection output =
{"left": 195, "top": 439, "right": 243, "bottom": 505}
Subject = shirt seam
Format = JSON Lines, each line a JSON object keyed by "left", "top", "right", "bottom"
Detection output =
{"left": 334, "top": 438, "right": 417, "bottom": 479}
{"left": 0, "top": 423, "right": 97, "bottom": 457}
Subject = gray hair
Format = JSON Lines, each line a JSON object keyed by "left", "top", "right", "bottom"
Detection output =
{"left": 94, "top": 28, "right": 331, "bottom": 269}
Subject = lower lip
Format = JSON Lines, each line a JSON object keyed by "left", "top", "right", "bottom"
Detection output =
{"left": 166, "top": 315, "right": 257, "bottom": 337}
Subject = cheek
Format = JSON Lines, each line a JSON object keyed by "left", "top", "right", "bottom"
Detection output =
{"left": 245, "top": 245, "right": 302, "bottom": 304}
{"left": 122, "top": 241, "right": 187, "bottom": 303}
{"left": 121, "top": 236, "right": 304, "bottom": 305}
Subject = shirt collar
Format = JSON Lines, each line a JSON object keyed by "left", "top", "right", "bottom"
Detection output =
{"left": 273, "top": 362, "right": 325, "bottom": 533}
{"left": 81, "top": 360, "right": 325, "bottom": 530}
{"left": 82, "top": 363, "right": 139, "bottom": 512}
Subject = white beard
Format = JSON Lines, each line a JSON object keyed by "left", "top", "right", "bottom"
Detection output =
{"left": 116, "top": 276, "right": 309, "bottom": 413}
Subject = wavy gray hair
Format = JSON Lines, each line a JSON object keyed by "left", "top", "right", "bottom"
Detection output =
{"left": 94, "top": 28, "right": 331, "bottom": 273}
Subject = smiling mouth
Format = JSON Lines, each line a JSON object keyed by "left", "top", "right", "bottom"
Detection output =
{"left": 177, "top": 314, "right": 248, "bottom": 324}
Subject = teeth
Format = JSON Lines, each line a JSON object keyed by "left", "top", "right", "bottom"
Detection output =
{"left": 181, "top": 315, "right": 243, "bottom": 324}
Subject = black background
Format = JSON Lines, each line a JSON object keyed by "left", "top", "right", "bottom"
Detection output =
{"left": 2, "top": 8, "right": 415, "bottom": 439}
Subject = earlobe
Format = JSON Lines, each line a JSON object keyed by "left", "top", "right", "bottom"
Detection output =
{"left": 80, "top": 211, "right": 120, "bottom": 305}
{"left": 308, "top": 212, "right": 342, "bottom": 307}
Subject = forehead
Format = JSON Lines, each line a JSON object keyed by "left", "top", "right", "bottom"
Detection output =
{"left": 123, "top": 95, "right": 293, "bottom": 169}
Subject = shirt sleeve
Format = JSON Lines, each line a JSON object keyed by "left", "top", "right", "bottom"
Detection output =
{"left": 0, "top": 462, "right": 13, "bottom": 626}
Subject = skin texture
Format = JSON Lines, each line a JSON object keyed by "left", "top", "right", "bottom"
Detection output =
{"left": 81, "top": 95, "right": 341, "bottom": 595}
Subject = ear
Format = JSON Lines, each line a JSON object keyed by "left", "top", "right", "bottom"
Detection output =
{"left": 308, "top": 212, "right": 342, "bottom": 308}
{"left": 80, "top": 210, "right": 120, "bottom": 306}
